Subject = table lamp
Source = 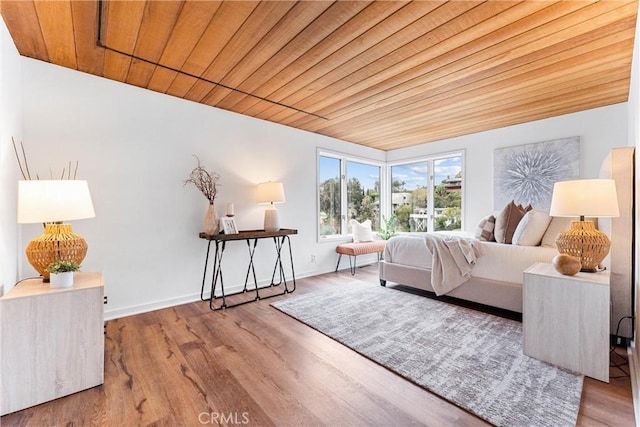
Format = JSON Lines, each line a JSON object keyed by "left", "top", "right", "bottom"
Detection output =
{"left": 549, "top": 179, "right": 619, "bottom": 272}
{"left": 17, "top": 180, "right": 96, "bottom": 281}
{"left": 257, "top": 181, "right": 285, "bottom": 232}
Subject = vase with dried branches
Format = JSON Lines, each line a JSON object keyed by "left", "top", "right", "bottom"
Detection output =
{"left": 184, "top": 155, "right": 221, "bottom": 235}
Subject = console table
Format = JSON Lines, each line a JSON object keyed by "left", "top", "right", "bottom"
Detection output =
{"left": 199, "top": 229, "right": 297, "bottom": 310}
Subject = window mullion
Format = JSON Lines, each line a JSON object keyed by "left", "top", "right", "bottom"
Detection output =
{"left": 341, "top": 160, "right": 347, "bottom": 235}
{"left": 428, "top": 161, "right": 435, "bottom": 232}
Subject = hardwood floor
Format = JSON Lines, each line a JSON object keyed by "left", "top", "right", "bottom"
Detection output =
{"left": 1, "top": 265, "right": 635, "bottom": 426}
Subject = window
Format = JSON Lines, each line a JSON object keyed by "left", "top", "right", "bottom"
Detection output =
{"left": 318, "top": 152, "right": 382, "bottom": 239}
{"left": 390, "top": 153, "right": 463, "bottom": 233}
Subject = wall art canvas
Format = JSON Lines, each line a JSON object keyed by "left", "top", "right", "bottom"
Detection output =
{"left": 494, "top": 136, "right": 580, "bottom": 210}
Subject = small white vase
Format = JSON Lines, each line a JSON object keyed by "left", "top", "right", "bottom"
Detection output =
{"left": 50, "top": 271, "right": 74, "bottom": 288}
{"left": 204, "top": 203, "right": 220, "bottom": 235}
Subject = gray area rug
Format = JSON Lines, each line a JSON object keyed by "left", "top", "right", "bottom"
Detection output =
{"left": 271, "top": 282, "right": 583, "bottom": 427}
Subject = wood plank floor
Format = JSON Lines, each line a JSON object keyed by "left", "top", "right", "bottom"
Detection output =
{"left": 2, "top": 265, "right": 635, "bottom": 426}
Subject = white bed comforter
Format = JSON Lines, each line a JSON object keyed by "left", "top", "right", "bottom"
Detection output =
{"left": 384, "top": 232, "right": 558, "bottom": 286}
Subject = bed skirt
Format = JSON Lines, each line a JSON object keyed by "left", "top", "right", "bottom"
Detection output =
{"left": 379, "top": 260, "right": 523, "bottom": 313}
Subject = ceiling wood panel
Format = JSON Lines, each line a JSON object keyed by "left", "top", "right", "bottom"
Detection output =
{"left": 101, "top": 0, "right": 146, "bottom": 82}
{"left": 70, "top": 1, "right": 104, "bottom": 75}
{"left": 33, "top": 0, "right": 76, "bottom": 69}
{"left": 125, "top": 0, "right": 184, "bottom": 88}
{"left": 0, "top": 0, "right": 636, "bottom": 150}
{"left": 1, "top": 0, "right": 48, "bottom": 61}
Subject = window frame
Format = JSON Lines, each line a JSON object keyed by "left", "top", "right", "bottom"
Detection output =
{"left": 317, "top": 149, "right": 386, "bottom": 242}
{"left": 386, "top": 150, "right": 466, "bottom": 233}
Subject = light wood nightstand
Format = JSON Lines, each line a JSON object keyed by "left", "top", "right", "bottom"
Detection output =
{"left": 523, "top": 262, "right": 609, "bottom": 382}
{"left": 0, "top": 272, "right": 104, "bottom": 415}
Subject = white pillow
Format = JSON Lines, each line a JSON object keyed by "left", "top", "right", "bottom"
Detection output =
{"left": 512, "top": 210, "right": 552, "bottom": 246}
{"left": 474, "top": 215, "right": 495, "bottom": 241}
{"left": 351, "top": 219, "right": 373, "bottom": 242}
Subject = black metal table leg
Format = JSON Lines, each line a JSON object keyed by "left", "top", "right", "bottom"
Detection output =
{"left": 209, "top": 241, "right": 227, "bottom": 310}
{"left": 244, "top": 238, "right": 260, "bottom": 300}
{"left": 200, "top": 240, "right": 212, "bottom": 301}
{"left": 285, "top": 235, "right": 296, "bottom": 293}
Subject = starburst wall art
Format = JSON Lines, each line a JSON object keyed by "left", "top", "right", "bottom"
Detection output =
{"left": 493, "top": 137, "right": 580, "bottom": 210}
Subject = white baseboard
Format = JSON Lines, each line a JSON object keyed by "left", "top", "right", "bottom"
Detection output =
{"left": 104, "top": 270, "right": 320, "bottom": 321}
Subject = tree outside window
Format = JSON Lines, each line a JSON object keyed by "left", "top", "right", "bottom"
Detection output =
{"left": 318, "top": 155, "right": 381, "bottom": 238}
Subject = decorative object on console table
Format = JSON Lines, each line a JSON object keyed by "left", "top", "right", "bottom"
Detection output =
{"left": 220, "top": 217, "right": 238, "bottom": 234}
{"left": 17, "top": 180, "right": 95, "bottom": 282}
{"left": 226, "top": 202, "right": 234, "bottom": 217}
{"left": 257, "top": 181, "right": 286, "bottom": 232}
{"left": 203, "top": 204, "right": 219, "bottom": 235}
{"left": 549, "top": 179, "right": 619, "bottom": 272}
{"left": 184, "top": 155, "right": 220, "bottom": 235}
{"left": 46, "top": 260, "right": 81, "bottom": 288}
{"left": 0, "top": 272, "right": 104, "bottom": 415}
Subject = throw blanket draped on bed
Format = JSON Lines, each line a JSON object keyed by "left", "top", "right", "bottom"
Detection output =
{"left": 422, "top": 234, "right": 483, "bottom": 295}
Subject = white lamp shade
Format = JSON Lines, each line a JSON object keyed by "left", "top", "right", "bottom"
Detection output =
{"left": 549, "top": 179, "right": 619, "bottom": 218}
{"left": 256, "top": 181, "right": 286, "bottom": 204}
{"left": 18, "top": 180, "right": 96, "bottom": 223}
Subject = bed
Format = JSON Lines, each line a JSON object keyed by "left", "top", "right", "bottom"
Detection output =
{"left": 379, "top": 147, "right": 635, "bottom": 336}
{"left": 379, "top": 232, "right": 558, "bottom": 313}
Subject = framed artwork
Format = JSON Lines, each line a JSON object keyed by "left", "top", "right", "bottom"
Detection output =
{"left": 220, "top": 217, "right": 238, "bottom": 234}
{"left": 494, "top": 136, "right": 580, "bottom": 210}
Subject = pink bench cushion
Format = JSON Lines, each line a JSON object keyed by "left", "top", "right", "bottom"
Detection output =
{"left": 336, "top": 240, "right": 386, "bottom": 256}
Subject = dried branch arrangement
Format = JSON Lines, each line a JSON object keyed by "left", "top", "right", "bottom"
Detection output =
{"left": 184, "top": 155, "right": 220, "bottom": 204}
{"left": 12, "top": 137, "right": 79, "bottom": 180}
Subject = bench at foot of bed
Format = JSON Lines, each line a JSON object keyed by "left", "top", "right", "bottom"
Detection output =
{"left": 335, "top": 240, "right": 386, "bottom": 275}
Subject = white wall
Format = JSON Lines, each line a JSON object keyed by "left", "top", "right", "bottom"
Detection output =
{"left": 387, "top": 104, "right": 630, "bottom": 231}
{"left": 20, "top": 58, "right": 384, "bottom": 319}
{"left": 0, "top": 18, "right": 22, "bottom": 295}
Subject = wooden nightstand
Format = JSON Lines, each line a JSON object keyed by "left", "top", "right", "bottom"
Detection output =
{"left": 523, "top": 262, "right": 609, "bottom": 382}
{"left": 0, "top": 272, "right": 104, "bottom": 415}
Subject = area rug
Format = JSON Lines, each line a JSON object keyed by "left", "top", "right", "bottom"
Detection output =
{"left": 271, "top": 282, "right": 583, "bottom": 427}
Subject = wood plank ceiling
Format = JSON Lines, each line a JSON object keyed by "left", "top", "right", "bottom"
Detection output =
{"left": 1, "top": 1, "right": 637, "bottom": 151}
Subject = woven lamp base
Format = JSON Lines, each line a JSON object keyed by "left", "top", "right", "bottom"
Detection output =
{"left": 555, "top": 220, "right": 610, "bottom": 272}
{"left": 26, "top": 223, "right": 88, "bottom": 281}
